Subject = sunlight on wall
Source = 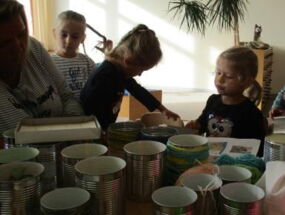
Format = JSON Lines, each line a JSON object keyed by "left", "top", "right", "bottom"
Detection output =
{"left": 138, "top": 43, "right": 195, "bottom": 89}
{"left": 63, "top": 0, "right": 218, "bottom": 91}
{"left": 207, "top": 47, "right": 221, "bottom": 91}
{"left": 117, "top": 0, "right": 197, "bottom": 89}
{"left": 69, "top": 0, "right": 108, "bottom": 63}
{"left": 118, "top": 0, "right": 195, "bottom": 54}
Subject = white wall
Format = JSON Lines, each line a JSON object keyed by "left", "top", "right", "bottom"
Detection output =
{"left": 53, "top": 0, "right": 285, "bottom": 93}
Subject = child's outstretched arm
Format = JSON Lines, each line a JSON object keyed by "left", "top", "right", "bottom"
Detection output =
{"left": 269, "top": 108, "right": 285, "bottom": 119}
{"left": 185, "top": 120, "right": 201, "bottom": 130}
{"left": 157, "top": 104, "right": 180, "bottom": 120}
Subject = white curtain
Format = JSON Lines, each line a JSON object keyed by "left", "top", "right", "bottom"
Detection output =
{"left": 30, "top": 0, "right": 55, "bottom": 51}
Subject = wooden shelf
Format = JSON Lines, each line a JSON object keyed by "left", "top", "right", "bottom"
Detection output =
{"left": 252, "top": 48, "right": 273, "bottom": 110}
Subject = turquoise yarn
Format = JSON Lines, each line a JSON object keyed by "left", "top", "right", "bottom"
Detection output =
{"left": 215, "top": 153, "right": 265, "bottom": 184}
{"left": 215, "top": 153, "right": 265, "bottom": 172}
{"left": 215, "top": 154, "right": 236, "bottom": 165}
{"left": 235, "top": 153, "right": 265, "bottom": 171}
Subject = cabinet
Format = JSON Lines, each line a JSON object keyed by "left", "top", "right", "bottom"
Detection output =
{"left": 252, "top": 48, "right": 273, "bottom": 110}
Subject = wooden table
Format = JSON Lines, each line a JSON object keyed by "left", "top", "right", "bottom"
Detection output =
{"left": 126, "top": 199, "right": 153, "bottom": 215}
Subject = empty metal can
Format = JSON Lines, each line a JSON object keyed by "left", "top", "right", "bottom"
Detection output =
{"left": 75, "top": 156, "right": 126, "bottom": 215}
{"left": 0, "top": 161, "right": 44, "bottom": 215}
{"left": 220, "top": 182, "right": 264, "bottom": 215}
{"left": 31, "top": 143, "right": 57, "bottom": 194}
{"left": 181, "top": 173, "right": 222, "bottom": 215}
{"left": 264, "top": 133, "right": 285, "bottom": 162}
{"left": 0, "top": 147, "right": 39, "bottom": 164}
{"left": 152, "top": 186, "right": 197, "bottom": 215}
{"left": 2, "top": 128, "right": 15, "bottom": 149}
{"left": 124, "top": 140, "right": 166, "bottom": 201}
{"left": 61, "top": 143, "right": 108, "bottom": 187}
{"left": 40, "top": 187, "right": 91, "bottom": 215}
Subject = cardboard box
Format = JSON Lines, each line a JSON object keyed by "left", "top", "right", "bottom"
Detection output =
{"left": 118, "top": 90, "right": 162, "bottom": 120}
{"left": 15, "top": 116, "right": 101, "bottom": 144}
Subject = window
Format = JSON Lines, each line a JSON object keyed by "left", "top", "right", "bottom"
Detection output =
{"left": 18, "top": 0, "right": 33, "bottom": 35}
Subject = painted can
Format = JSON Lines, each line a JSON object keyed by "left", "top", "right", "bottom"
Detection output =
{"left": 220, "top": 182, "right": 264, "bottom": 215}
{"left": 107, "top": 121, "right": 143, "bottom": 159}
{"left": 166, "top": 134, "right": 209, "bottom": 185}
{"left": 140, "top": 126, "right": 178, "bottom": 144}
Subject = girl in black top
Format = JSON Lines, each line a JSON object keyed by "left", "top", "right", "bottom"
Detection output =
{"left": 81, "top": 24, "right": 179, "bottom": 130}
{"left": 186, "top": 47, "right": 266, "bottom": 143}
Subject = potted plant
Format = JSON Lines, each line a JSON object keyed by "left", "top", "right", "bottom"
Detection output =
{"left": 168, "top": 0, "right": 249, "bottom": 46}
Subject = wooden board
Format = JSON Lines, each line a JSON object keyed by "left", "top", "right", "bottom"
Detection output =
{"left": 119, "top": 90, "right": 162, "bottom": 120}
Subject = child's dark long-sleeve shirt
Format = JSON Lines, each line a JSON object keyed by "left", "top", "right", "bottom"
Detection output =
{"left": 80, "top": 60, "right": 160, "bottom": 129}
{"left": 197, "top": 94, "right": 265, "bottom": 140}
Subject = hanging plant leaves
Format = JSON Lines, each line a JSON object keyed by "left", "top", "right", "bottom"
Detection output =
{"left": 207, "top": 0, "right": 248, "bottom": 31}
{"left": 168, "top": 0, "right": 249, "bottom": 45}
{"left": 169, "top": 0, "right": 208, "bottom": 35}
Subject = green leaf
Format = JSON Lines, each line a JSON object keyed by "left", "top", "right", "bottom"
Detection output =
{"left": 169, "top": 0, "right": 208, "bottom": 35}
{"left": 168, "top": 0, "right": 249, "bottom": 36}
{"left": 207, "top": 0, "right": 248, "bottom": 31}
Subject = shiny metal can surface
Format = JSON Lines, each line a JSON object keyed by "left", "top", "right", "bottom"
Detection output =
{"left": 220, "top": 182, "right": 264, "bottom": 215}
{"left": 0, "top": 147, "right": 39, "bottom": 164}
{"left": 152, "top": 186, "right": 197, "bottom": 215}
{"left": 61, "top": 143, "right": 107, "bottom": 187}
{"left": 75, "top": 156, "right": 126, "bottom": 215}
{"left": 264, "top": 133, "right": 285, "bottom": 162}
{"left": 124, "top": 140, "right": 166, "bottom": 201}
{"left": 0, "top": 161, "right": 44, "bottom": 215}
{"left": 2, "top": 128, "right": 16, "bottom": 149}
{"left": 40, "top": 187, "right": 91, "bottom": 215}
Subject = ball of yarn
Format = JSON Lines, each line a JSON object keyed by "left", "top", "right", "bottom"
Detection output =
{"left": 175, "top": 163, "right": 219, "bottom": 185}
{"left": 215, "top": 154, "right": 236, "bottom": 166}
{"left": 235, "top": 153, "right": 265, "bottom": 171}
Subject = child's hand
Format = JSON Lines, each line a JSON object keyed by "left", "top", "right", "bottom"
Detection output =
{"left": 269, "top": 108, "right": 285, "bottom": 119}
{"left": 162, "top": 109, "right": 180, "bottom": 120}
{"left": 185, "top": 120, "right": 201, "bottom": 130}
{"left": 95, "top": 39, "right": 113, "bottom": 53}
{"left": 157, "top": 104, "right": 180, "bottom": 120}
